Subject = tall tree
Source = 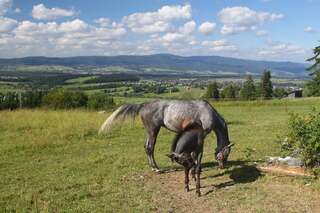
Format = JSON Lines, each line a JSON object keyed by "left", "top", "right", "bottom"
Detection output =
{"left": 306, "top": 44, "right": 320, "bottom": 96}
{"left": 240, "top": 75, "right": 256, "bottom": 100}
{"left": 259, "top": 70, "right": 273, "bottom": 99}
{"left": 205, "top": 81, "right": 220, "bottom": 100}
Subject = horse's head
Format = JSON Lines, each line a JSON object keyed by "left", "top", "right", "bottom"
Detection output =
{"left": 216, "top": 143, "right": 234, "bottom": 168}
{"left": 167, "top": 152, "right": 195, "bottom": 169}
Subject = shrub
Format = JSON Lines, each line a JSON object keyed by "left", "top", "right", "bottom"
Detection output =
{"left": 87, "top": 93, "right": 115, "bottom": 110}
{"left": 278, "top": 110, "right": 320, "bottom": 167}
{"left": 221, "top": 84, "right": 238, "bottom": 100}
{"left": 171, "top": 87, "right": 179, "bottom": 93}
{"left": 205, "top": 82, "right": 220, "bottom": 100}
{"left": 273, "top": 88, "right": 287, "bottom": 99}
{"left": 240, "top": 75, "right": 256, "bottom": 100}
{"left": 21, "top": 90, "right": 45, "bottom": 108}
{"left": 0, "top": 92, "right": 19, "bottom": 110}
{"left": 42, "top": 89, "right": 88, "bottom": 109}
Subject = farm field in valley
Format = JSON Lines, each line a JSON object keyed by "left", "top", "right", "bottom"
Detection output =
{"left": 1, "top": 98, "right": 320, "bottom": 212}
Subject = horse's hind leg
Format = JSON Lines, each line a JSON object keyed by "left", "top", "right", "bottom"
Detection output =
{"left": 145, "top": 126, "right": 161, "bottom": 172}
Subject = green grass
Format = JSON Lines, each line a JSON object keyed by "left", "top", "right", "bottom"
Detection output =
{"left": 1, "top": 98, "right": 320, "bottom": 212}
{"left": 64, "top": 76, "right": 98, "bottom": 84}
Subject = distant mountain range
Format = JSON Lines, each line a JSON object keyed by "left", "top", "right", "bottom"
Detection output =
{"left": 0, "top": 54, "right": 309, "bottom": 77}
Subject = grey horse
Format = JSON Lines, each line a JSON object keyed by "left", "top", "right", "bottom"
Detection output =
{"left": 99, "top": 99, "right": 232, "bottom": 172}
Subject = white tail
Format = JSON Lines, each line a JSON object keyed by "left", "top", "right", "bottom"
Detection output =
{"left": 98, "top": 106, "right": 125, "bottom": 134}
{"left": 98, "top": 103, "right": 143, "bottom": 134}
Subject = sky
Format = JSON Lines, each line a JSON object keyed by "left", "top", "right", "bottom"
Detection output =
{"left": 0, "top": 0, "right": 319, "bottom": 62}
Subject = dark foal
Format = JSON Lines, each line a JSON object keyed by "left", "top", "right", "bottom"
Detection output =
{"left": 167, "top": 124, "right": 204, "bottom": 197}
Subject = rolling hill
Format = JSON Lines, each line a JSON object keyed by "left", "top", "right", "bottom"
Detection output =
{"left": 0, "top": 54, "right": 309, "bottom": 77}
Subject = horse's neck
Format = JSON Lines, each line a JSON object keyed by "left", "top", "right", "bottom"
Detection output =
{"left": 213, "top": 121, "right": 229, "bottom": 150}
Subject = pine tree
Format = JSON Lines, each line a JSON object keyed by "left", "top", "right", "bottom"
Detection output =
{"left": 205, "top": 81, "right": 220, "bottom": 100}
{"left": 240, "top": 75, "right": 256, "bottom": 100}
{"left": 306, "top": 44, "right": 320, "bottom": 96}
{"left": 259, "top": 70, "right": 273, "bottom": 99}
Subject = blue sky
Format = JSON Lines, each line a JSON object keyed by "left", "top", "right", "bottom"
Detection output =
{"left": 0, "top": 0, "right": 319, "bottom": 62}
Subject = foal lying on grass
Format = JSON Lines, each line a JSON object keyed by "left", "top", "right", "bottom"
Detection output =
{"left": 167, "top": 124, "right": 204, "bottom": 197}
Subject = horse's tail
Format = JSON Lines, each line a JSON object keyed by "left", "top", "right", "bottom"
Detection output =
{"left": 98, "top": 103, "right": 144, "bottom": 134}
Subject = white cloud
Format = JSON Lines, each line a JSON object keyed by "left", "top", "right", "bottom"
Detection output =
{"left": 218, "top": 6, "right": 283, "bottom": 35}
{"left": 198, "top": 21, "right": 216, "bottom": 35}
{"left": 161, "top": 32, "right": 186, "bottom": 43}
{"left": 0, "top": 18, "right": 127, "bottom": 57}
{"left": 14, "top": 8, "right": 21, "bottom": 13}
{"left": 0, "top": 17, "right": 17, "bottom": 33}
{"left": 304, "top": 26, "right": 315, "bottom": 33}
{"left": 256, "top": 30, "right": 268, "bottom": 36}
{"left": 257, "top": 41, "right": 306, "bottom": 60}
{"left": 59, "top": 19, "right": 89, "bottom": 32}
{"left": 201, "top": 39, "right": 237, "bottom": 52}
{"left": 0, "top": 0, "right": 11, "bottom": 16}
{"left": 32, "top": 4, "right": 76, "bottom": 20}
{"left": 179, "top": 20, "right": 196, "bottom": 35}
{"left": 122, "top": 4, "right": 191, "bottom": 33}
{"left": 94, "top": 18, "right": 111, "bottom": 27}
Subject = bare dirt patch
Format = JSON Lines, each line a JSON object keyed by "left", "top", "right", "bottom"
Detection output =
{"left": 132, "top": 164, "right": 320, "bottom": 213}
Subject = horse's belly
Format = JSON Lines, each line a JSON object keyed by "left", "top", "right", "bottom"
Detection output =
{"left": 163, "top": 107, "right": 199, "bottom": 132}
{"left": 163, "top": 116, "right": 181, "bottom": 132}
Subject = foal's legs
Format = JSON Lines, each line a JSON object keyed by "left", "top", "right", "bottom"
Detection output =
{"left": 195, "top": 152, "right": 203, "bottom": 197}
{"left": 145, "top": 126, "right": 161, "bottom": 172}
{"left": 190, "top": 152, "right": 196, "bottom": 181}
{"left": 194, "top": 137, "right": 204, "bottom": 197}
{"left": 184, "top": 167, "right": 190, "bottom": 192}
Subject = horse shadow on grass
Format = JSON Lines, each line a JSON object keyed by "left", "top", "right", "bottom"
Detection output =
{"left": 203, "top": 163, "right": 262, "bottom": 196}
{"left": 159, "top": 160, "right": 262, "bottom": 196}
{"left": 161, "top": 160, "right": 261, "bottom": 182}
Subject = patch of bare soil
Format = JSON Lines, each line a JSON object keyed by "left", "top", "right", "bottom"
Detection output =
{"left": 143, "top": 169, "right": 224, "bottom": 213}
{"left": 131, "top": 165, "right": 320, "bottom": 213}
{"left": 257, "top": 165, "right": 315, "bottom": 177}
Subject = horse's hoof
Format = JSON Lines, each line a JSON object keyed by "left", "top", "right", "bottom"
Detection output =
{"left": 152, "top": 168, "right": 162, "bottom": 173}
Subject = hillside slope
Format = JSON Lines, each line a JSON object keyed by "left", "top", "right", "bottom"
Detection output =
{"left": 0, "top": 54, "right": 308, "bottom": 77}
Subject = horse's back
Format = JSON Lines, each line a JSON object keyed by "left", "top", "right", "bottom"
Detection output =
{"left": 162, "top": 100, "right": 213, "bottom": 132}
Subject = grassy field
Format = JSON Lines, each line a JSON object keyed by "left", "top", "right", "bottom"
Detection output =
{"left": 1, "top": 98, "right": 320, "bottom": 212}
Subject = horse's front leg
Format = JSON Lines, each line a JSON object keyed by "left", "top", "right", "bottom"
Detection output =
{"left": 145, "top": 126, "right": 161, "bottom": 172}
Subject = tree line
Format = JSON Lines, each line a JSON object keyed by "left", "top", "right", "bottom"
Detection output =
{"left": 0, "top": 89, "right": 115, "bottom": 111}
{"left": 204, "top": 70, "right": 287, "bottom": 100}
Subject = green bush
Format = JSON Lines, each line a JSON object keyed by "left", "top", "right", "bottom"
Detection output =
{"left": 0, "top": 92, "right": 19, "bottom": 110}
{"left": 22, "top": 91, "right": 45, "bottom": 108}
{"left": 279, "top": 110, "right": 320, "bottom": 167}
{"left": 87, "top": 93, "right": 115, "bottom": 110}
{"left": 42, "top": 89, "right": 88, "bottom": 109}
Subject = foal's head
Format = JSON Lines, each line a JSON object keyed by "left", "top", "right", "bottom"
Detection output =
{"left": 167, "top": 153, "right": 195, "bottom": 169}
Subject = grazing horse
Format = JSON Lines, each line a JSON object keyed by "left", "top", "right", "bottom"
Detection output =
{"left": 167, "top": 123, "right": 204, "bottom": 196}
{"left": 99, "top": 100, "right": 232, "bottom": 172}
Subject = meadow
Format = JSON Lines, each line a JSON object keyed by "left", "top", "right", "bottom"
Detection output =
{"left": 1, "top": 97, "right": 320, "bottom": 212}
